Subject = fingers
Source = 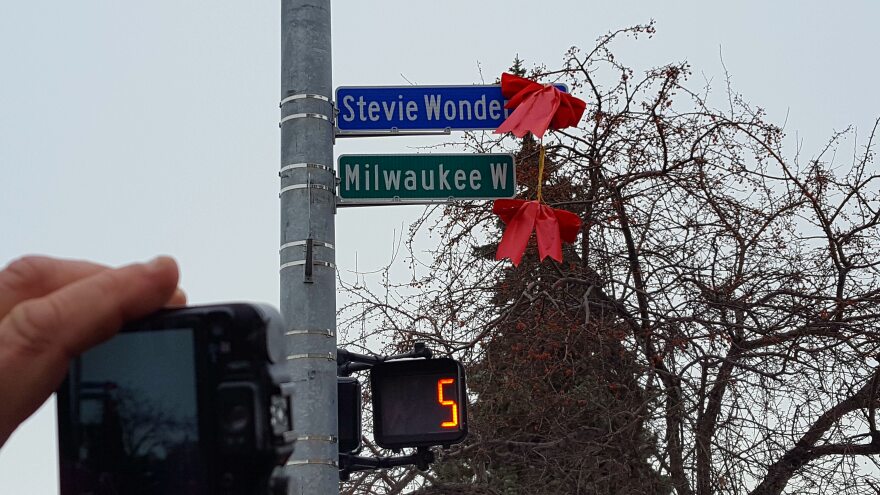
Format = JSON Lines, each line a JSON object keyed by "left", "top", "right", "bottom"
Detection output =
{"left": 0, "top": 257, "right": 110, "bottom": 316}
{"left": 0, "top": 256, "right": 181, "bottom": 446}
{"left": 0, "top": 256, "right": 186, "bottom": 314}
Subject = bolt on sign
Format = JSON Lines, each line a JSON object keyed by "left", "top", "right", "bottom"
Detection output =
{"left": 337, "top": 153, "right": 516, "bottom": 202}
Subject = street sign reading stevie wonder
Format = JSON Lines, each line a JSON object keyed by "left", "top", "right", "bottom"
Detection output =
{"left": 335, "top": 84, "right": 567, "bottom": 133}
{"left": 337, "top": 154, "right": 516, "bottom": 202}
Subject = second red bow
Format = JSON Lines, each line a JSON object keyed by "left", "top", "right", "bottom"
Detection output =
{"left": 493, "top": 199, "right": 581, "bottom": 266}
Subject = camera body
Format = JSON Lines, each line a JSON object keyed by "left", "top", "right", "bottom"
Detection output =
{"left": 56, "top": 304, "right": 293, "bottom": 495}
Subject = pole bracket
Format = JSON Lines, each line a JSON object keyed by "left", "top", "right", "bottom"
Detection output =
{"left": 337, "top": 342, "right": 432, "bottom": 376}
{"left": 339, "top": 447, "right": 435, "bottom": 480}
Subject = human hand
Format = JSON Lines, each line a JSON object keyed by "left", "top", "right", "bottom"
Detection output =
{"left": 0, "top": 256, "right": 185, "bottom": 447}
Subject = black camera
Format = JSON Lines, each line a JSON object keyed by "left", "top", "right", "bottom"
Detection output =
{"left": 56, "top": 303, "right": 470, "bottom": 492}
{"left": 56, "top": 304, "right": 293, "bottom": 495}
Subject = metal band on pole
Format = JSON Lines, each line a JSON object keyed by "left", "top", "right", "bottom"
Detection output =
{"left": 279, "top": 162, "right": 335, "bottom": 176}
{"left": 279, "top": 183, "right": 335, "bottom": 196}
{"left": 287, "top": 352, "right": 336, "bottom": 361}
{"left": 280, "top": 93, "right": 333, "bottom": 107}
{"left": 285, "top": 329, "right": 336, "bottom": 338}
{"left": 280, "top": 240, "right": 336, "bottom": 251}
{"left": 293, "top": 435, "right": 338, "bottom": 443}
{"left": 279, "top": 260, "right": 336, "bottom": 270}
{"left": 279, "top": 112, "right": 333, "bottom": 127}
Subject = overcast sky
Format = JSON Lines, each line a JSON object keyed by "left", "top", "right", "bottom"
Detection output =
{"left": 2, "top": 1, "right": 879, "bottom": 493}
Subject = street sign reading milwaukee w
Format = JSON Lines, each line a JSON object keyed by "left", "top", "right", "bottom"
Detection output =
{"left": 335, "top": 84, "right": 567, "bottom": 133}
{"left": 337, "top": 154, "right": 516, "bottom": 202}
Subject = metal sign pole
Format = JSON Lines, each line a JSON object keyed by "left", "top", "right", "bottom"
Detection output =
{"left": 280, "top": 0, "right": 338, "bottom": 493}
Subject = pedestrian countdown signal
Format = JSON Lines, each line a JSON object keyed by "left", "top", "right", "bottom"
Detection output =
{"left": 370, "top": 358, "right": 468, "bottom": 449}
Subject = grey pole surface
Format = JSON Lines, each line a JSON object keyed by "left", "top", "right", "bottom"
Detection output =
{"left": 280, "top": 0, "right": 338, "bottom": 493}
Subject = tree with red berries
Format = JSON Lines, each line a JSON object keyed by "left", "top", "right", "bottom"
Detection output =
{"left": 341, "top": 24, "right": 880, "bottom": 495}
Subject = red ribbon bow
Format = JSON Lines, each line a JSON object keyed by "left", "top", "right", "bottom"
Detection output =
{"left": 493, "top": 199, "right": 581, "bottom": 266}
{"left": 494, "top": 73, "right": 587, "bottom": 139}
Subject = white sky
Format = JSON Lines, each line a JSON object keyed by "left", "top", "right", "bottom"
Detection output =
{"left": 2, "top": 1, "right": 879, "bottom": 493}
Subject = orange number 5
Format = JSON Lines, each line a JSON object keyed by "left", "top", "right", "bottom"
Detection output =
{"left": 437, "top": 378, "right": 458, "bottom": 428}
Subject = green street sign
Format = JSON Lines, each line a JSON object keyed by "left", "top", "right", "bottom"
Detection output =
{"left": 337, "top": 154, "right": 516, "bottom": 202}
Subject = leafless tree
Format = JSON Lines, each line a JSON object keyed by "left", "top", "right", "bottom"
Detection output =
{"left": 339, "top": 23, "right": 880, "bottom": 495}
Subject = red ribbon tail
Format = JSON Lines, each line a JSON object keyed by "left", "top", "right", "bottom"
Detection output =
{"left": 535, "top": 204, "right": 563, "bottom": 263}
{"left": 495, "top": 201, "right": 538, "bottom": 266}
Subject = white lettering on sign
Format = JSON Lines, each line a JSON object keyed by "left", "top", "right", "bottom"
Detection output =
{"left": 421, "top": 169, "right": 434, "bottom": 190}
{"left": 443, "top": 100, "right": 456, "bottom": 120}
{"left": 367, "top": 102, "right": 380, "bottom": 121}
{"left": 357, "top": 96, "right": 368, "bottom": 121}
{"left": 404, "top": 170, "right": 417, "bottom": 190}
{"left": 490, "top": 162, "right": 508, "bottom": 189}
{"left": 469, "top": 170, "right": 481, "bottom": 190}
{"left": 438, "top": 164, "right": 451, "bottom": 190}
{"left": 345, "top": 163, "right": 360, "bottom": 190}
{"left": 424, "top": 95, "right": 442, "bottom": 120}
{"left": 381, "top": 100, "right": 395, "bottom": 121}
{"left": 474, "top": 96, "right": 487, "bottom": 120}
{"left": 383, "top": 169, "right": 401, "bottom": 189}
{"left": 341, "top": 95, "right": 355, "bottom": 122}
{"left": 458, "top": 100, "right": 472, "bottom": 120}
{"left": 454, "top": 169, "right": 466, "bottom": 190}
{"left": 488, "top": 100, "right": 502, "bottom": 120}
{"left": 406, "top": 101, "right": 418, "bottom": 121}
